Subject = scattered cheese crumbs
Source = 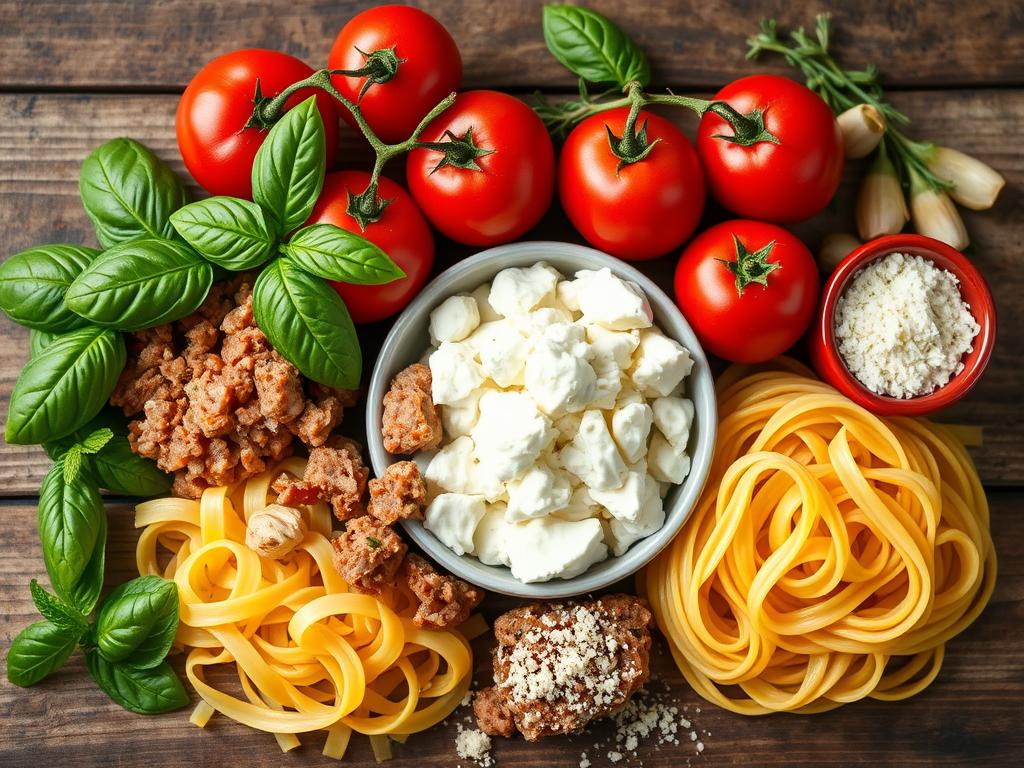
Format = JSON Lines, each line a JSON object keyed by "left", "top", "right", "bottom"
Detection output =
{"left": 455, "top": 724, "right": 493, "bottom": 767}
{"left": 834, "top": 252, "right": 980, "bottom": 398}
{"left": 580, "top": 751, "right": 591, "bottom": 768}
{"left": 608, "top": 751, "right": 624, "bottom": 763}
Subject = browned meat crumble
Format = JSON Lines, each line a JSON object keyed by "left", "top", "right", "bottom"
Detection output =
{"left": 401, "top": 553, "right": 483, "bottom": 630}
{"left": 367, "top": 460, "right": 427, "bottom": 525}
{"left": 381, "top": 363, "right": 443, "bottom": 454}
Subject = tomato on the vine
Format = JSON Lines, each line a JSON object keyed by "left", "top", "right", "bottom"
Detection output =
{"left": 176, "top": 49, "right": 339, "bottom": 199}
{"left": 304, "top": 171, "right": 433, "bottom": 324}
{"left": 406, "top": 90, "right": 555, "bottom": 246}
{"left": 329, "top": 5, "right": 461, "bottom": 145}
{"left": 559, "top": 107, "right": 705, "bottom": 260}
{"left": 696, "top": 75, "right": 843, "bottom": 223}
{"left": 674, "top": 220, "right": 819, "bottom": 363}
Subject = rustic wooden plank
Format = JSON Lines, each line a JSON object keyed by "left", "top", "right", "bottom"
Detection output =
{"left": 0, "top": 1, "right": 1022, "bottom": 91}
{"left": 0, "top": 489, "right": 1021, "bottom": 766}
{"left": 1, "top": 88, "right": 1021, "bottom": 493}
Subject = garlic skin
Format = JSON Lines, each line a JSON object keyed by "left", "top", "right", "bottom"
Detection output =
{"left": 856, "top": 148, "right": 909, "bottom": 240}
{"left": 926, "top": 145, "right": 1005, "bottom": 211}
{"left": 818, "top": 233, "right": 861, "bottom": 274}
{"left": 245, "top": 504, "right": 307, "bottom": 559}
{"left": 910, "top": 171, "right": 969, "bottom": 251}
{"left": 837, "top": 104, "right": 886, "bottom": 159}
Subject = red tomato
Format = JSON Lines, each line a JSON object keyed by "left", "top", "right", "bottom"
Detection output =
{"left": 674, "top": 220, "right": 819, "bottom": 363}
{"left": 329, "top": 5, "right": 461, "bottom": 144}
{"left": 177, "top": 49, "right": 339, "bottom": 199}
{"left": 305, "top": 171, "right": 434, "bottom": 324}
{"left": 558, "top": 108, "right": 705, "bottom": 260}
{"left": 406, "top": 90, "right": 555, "bottom": 246}
{"left": 696, "top": 75, "right": 843, "bottom": 223}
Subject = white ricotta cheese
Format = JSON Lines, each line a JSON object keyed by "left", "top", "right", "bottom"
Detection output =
{"left": 424, "top": 493, "right": 486, "bottom": 556}
{"left": 471, "top": 390, "right": 553, "bottom": 481}
{"left": 630, "top": 329, "right": 694, "bottom": 398}
{"left": 429, "top": 342, "right": 484, "bottom": 404}
{"left": 429, "top": 294, "right": 480, "bottom": 344}
{"left": 506, "top": 516, "right": 608, "bottom": 582}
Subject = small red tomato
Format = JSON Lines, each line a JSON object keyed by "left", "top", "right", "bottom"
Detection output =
{"left": 176, "top": 49, "right": 339, "bottom": 199}
{"left": 329, "top": 5, "right": 462, "bottom": 144}
{"left": 305, "top": 171, "right": 434, "bottom": 324}
{"left": 406, "top": 90, "right": 555, "bottom": 246}
{"left": 559, "top": 108, "right": 705, "bottom": 260}
{"left": 674, "top": 220, "right": 819, "bottom": 363}
{"left": 696, "top": 75, "right": 843, "bottom": 223}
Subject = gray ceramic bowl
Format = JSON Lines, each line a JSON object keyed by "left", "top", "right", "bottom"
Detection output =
{"left": 366, "top": 241, "right": 717, "bottom": 599}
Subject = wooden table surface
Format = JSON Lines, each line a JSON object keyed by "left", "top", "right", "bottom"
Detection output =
{"left": 1, "top": 1, "right": 1021, "bottom": 766}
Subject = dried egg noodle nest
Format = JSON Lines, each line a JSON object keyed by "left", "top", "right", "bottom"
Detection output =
{"left": 642, "top": 361, "right": 996, "bottom": 715}
{"left": 134, "top": 457, "right": 473, "bottom": 758}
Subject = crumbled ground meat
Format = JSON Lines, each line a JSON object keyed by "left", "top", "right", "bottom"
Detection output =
{"left": 401, "top": 553, "right": 482, "bottom": 630}
{"left": 381, "top": 363, "right": 443, "bottom": 454}
{"left": 477, "top": 595, "right": 653, "bottom": 741}
{"left": 330, "top": 516, "right": 407, "bottom": 594}
{"left": 112, "top": 278, "right": 357, "bottom": 497}
{"left": 367, "top": 461, "right": 427, "bottom": 525}
{"left": 275, "top": 442, "right": 368, "bottom": 520}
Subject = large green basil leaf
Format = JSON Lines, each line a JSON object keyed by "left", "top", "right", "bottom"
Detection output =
{"left": 6, "top": 325, "right": 125, "bottom": 444}
{"left": 253, "top": 259, "right": 361, "bottom": 390}
{"left": 170, "top": 196, "right": 277, "bottom": 270}
{"left": 0, "top": 244, "right": 99, "bottom": 332}
{"left": 65, "top": 238, "right": 213, "bottom": 331}
{"left": 79, "top": 138, "right": 188, "bottom": 248}
{"left": 37, "top": 459, "right": 106, "bottom": 610}
{"left": 6, "top": 620, "right": 78, "bottom": 687}
{"left": 282, "top": 224, "right": 405, "bottom": 285}
{"left": 64, "top": 508, "right": 107, "bottom": 616}
{"left": 543, "top": 5, "right": 651, "bottom": 88}
{"left": 85, "top": 651, "right": 189, "bottom": 714}
{"left": 251, "top": 96, "right": 326, "bottom": 236}
{"left": 29, "top": 328, "right": 60, "bottom": 357}
{"left": 95, "top": 576, "right": 179, "bottom": 668}
{"left": 30, "top": 579, "right": 89, "bottom": 638}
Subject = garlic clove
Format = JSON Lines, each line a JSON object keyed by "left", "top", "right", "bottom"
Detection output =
{"left": 837, "top": 104, "right": 886, "bottom": 159}
{"left": 910, "top": 170, "right": 969, "bottom": 251}
{"left": 856, "top": 146, "right": 909, "bottom": 241}
{"left": 245, "top": 503, "right": 307, "bottom": 559}
{"left": 926, "top": 145, "right": 1005, "bottom": 211}
{"left": 818, "top": 233, "right": 861, "bottom": 275}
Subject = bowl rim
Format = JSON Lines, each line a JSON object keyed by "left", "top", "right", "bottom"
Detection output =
{"left": 365, "top": 240, "right": 718, "bottom": 599}
{"left": 816, "top": 233, "right": 996, "bottom": 416}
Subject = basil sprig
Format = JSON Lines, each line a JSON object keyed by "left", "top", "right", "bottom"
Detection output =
{"left": 543, "top": 5, "right": 651, "bottom": 88}
{"left": 0, "top": 244, "right": 99, "bottom": 332}
{"left": 281, "top": 224, "right": 404, "bottom": 284}
{"left": 6, "top": 620, "right": 79, "bottom": 688}
{"left": 94, "top": 575, "right": 179, "bottom": 668}
{"left": 169, "top": 196, "right": 276, "bottom": 270}
{"left": 85, "top": 652, "right": 189, "bottom": 715}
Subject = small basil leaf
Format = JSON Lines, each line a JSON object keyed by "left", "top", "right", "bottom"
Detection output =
{"left": 543, "top": 5, "right": 651, "bottom": 88}
{"left": 95, "top": 576, "right": 179, "bottom": 668}
{"left": 282, "top": 224, "right": 405, "bottom": 285}
{"left": 85, "top": 651, "right": 189, "bottom": 714}
{"left": 251, "top": 96, "right": 326, "bottom": 235}
{"left": 0, "top": 244, "right": 99, "bottom": 331}
{"left": 63, "top": 445, "right": 85, "bottom": 484}
{"left": 253, "top": 259, "right": 361, "bottom": 390}
{"left": 29, "top": 579, "right": 89, "bottom": 638}
{"left": 29, "top": 329, "right": 60, "bottom": 357}
{"left": 78, "top": 427, "right": 114, "bottom": 454}
{"left": 79, "top": 138, "right": 189, "bottom": 248}
{"left": 37, "top": 459, "right": 105, "bottom": 606}
{"left": 6, "top": 326, "right": 126, "bottom": 445}
{"left": 6, "top": 620, "right": 78, "bottom": 687}
{"left": 170, "top": 196, "right": 277, "bottom": 270}
{"left": 65, "top": 238, "right": 213, "bottom": 331}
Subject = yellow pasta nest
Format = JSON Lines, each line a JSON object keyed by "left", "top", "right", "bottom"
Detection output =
{"left": 642, "top": 361, "right": 996, "bottom": 714}
{"left": 134, "top": 457, "right": 475, "bottom": 759}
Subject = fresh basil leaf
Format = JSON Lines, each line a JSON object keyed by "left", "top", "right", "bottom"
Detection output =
{"left": 0, "top": 244, "right": 99, "bottom": 332}
{"left": 65, "top": 238, "right": 213, "bottom": 331}
{"left": 79, "top": 138, "right": 188, "bottom": 248}
{"left": 29, "top": 329, "right": 60, "bottom": 357}
{"left": 78, "top": 427, "right": 114, "bottom": 454}
{"left": 37, "top": 459, "right": 105, "bottom": 607}
{"left": 95, "top": 576, "right": 178, "bottom": 668}
{"left": 64, "top": 508, "right": 107, "bottom": 616}
{"left": 6, "top": 620, "right": 78, "bottom": 687}
{"left": 6, "top": 325, "right": 125, "bottom": 445}
{"left": 251, "top": 96, "right": 326, "bottom": 236}
{"left": 170, "top": 196, "right": 277, "bottom": 270}
{"left": 543, "top": 5, "right": 651, "bottom": 88}
{"left": 85, "top": 651, "right": 189, "bottom": 714}
{"left": 29, "top": 579, "right": 89, "bottom": 638}
{"left": 63, "top": 445, "right": 85, "bottom": 484}
{"left": 253, "top": 258, "right": 361, "bottom": 390}
{"left": 282, "top": 224, "right": 405, "bottom": 285}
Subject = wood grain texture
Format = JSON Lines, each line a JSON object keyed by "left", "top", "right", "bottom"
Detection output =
{"left": 1, "top": 88, "right": 1022, "bottom": 492}
{"left": 0, "top": 490, "right": 1021, "bottom": 767}
{"left": 0, "top": 1, "right": 1023, "bottom": 91}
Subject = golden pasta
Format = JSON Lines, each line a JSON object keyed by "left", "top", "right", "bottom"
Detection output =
{"left": 135, "top": 457, "right": 473, "bottom": 757}
{"left": 642, "top": 361, "right": 996, "bottom": 715}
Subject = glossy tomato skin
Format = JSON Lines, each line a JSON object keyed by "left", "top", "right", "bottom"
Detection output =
{"left": 406, "top": 90, "right": 555, "bottom": 246}
{"left": 329, "top": 5, "right": 461, "bottom": 144}
{"left": 305, "top": 171, "right": 434, "bottom": 324}
{"left": 674, "top": 220, "right": 819, "bottom": 363}
{"left": 177, "top": 49, "right": 339, "bottom": 199}
{"left": 696, "top": 75, "right": 843, "bottom": 223}
{"left": 559, "top": 108, "right": 705, "bottom": 261}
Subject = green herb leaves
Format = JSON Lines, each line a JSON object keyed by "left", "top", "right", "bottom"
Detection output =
{"left": 253, "top": 258, "right": 362, "bottom": 390}
{"left": 170, "top": 196, "right": 276, "bottom": 270}
{"left": 86, "top": 653, "right": 189, "bottom": 715}
{"left": 543, "top": 5, "right": 651, "bottom": 89}
{"left": 282, "top": 224, "right": 404, "bottom": 284}
{"left": 95, "top": 576, "right": 179, "bottom": 668}
{"left": 0, "top": 244, "right": 99, "bottom": 331}
{"left": 6, "top": 620, "right": 79, "bottom": 688}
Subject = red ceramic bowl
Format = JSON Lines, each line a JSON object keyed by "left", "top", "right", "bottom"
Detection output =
{"left": 809, "top": 234, "right": 996, "bottom": 416}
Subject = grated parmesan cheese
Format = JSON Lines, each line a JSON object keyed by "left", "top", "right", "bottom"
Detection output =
{"left": 834, "top": 252, "right": 979, "bottom": 399}
{"left": 455, "top": 724, "right": 493, "bottom": 767}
